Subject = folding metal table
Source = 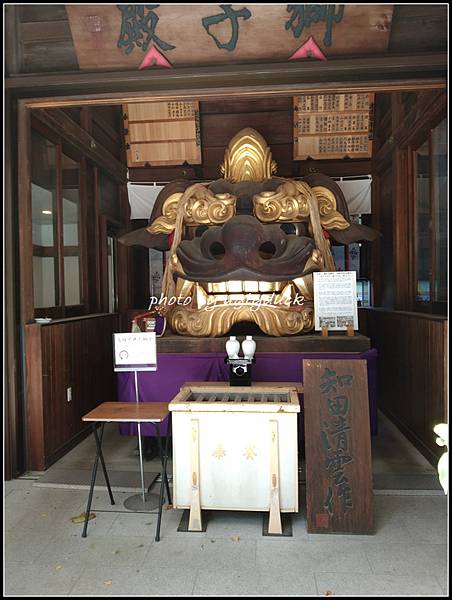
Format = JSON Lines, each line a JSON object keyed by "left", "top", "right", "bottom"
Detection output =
{"left": 81, "top": 401, "right": 171, "bottom": 541}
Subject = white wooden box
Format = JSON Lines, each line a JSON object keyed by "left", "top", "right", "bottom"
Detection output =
{"left": 169, "top": 384, "right": 300, "bottom": 530}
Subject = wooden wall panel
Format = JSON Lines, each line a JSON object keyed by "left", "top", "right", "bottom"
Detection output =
{"left": 201, "top": 97, "right": 292, "bottom": 115}
{"left": 201, "top": 111, "right": 291, "bottom": 147}
{"left": 359, "top": 308, "right": 447, "bottom": 465}
{"left": 25, "top": 325, "right": 46, "bottom": 470}
{"left": 371, "top": 88, "right": 446, "bottom": 312}
{"left": 388, "top": 5, "right": 448, "bottom": 53}
{"left": 19, "top": 5, "right": 68, "bottom": 22}
{"left": 26, "top": 314, "right": 120, "bottom": 470}
{"left": 19, "top": 6, "right": 78, "bottom": 74}
{"left": 374, "top": 165, "right": 394, "bottom": 308}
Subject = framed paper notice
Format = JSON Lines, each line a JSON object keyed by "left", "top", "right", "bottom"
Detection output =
{"left": 313, "top": 271, "right": 358, "bottom": 331}
{"left": 113, "top": 332, "right": 157, "bottom": 372}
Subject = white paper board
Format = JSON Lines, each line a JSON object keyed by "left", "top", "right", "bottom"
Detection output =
{"left": 113, "top": 332, "right": 157, "bottom": 372}
{"left": 313, "top": 271, "right": 358, "bottom": 331}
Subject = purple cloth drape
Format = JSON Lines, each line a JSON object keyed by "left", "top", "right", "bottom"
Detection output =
{"left": 117, "top": 349, "right": 378, "bottom": 436}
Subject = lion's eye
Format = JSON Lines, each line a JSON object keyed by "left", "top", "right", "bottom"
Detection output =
{"left": 195, "top": 225, "right": 209, "bottom": 237}
{"left": 280, "top": 223, "right": 297, "bottom": 235}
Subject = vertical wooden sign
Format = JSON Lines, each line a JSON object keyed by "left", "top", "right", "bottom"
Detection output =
{"left": 303, "top": 359, "right": 373, "bottom": 534}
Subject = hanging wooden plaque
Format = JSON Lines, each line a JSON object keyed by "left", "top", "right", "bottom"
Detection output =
{"left": 302, "top": 359, "right": 373, "bottom": 534}
{"left": 294, "top": 93, "right": 374, "bottom": 160}
{"left": 123, "top": 101, "right": 201, "bottom": 167}
{"left": 66, "top": 5, "right": 394, "bottom": 71}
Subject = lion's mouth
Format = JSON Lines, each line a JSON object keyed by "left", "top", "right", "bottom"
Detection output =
{"left": 174, "top": 277, "right": 313, "bottom": 309}
{"left": 168, "top": 274, "right": 315, "bottom": 336}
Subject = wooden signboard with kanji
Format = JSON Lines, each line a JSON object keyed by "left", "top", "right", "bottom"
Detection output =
{"left": 65, "top": 5, "right": 393, "bottom": 70}
{"left": 302, "top": 359, "right": 373, "bottom": 534}
{"left": 123, "top": 101, "right": 201, "bottom": 167}
{"left": 294, "top": 93, "right": 375, "bottom": 160}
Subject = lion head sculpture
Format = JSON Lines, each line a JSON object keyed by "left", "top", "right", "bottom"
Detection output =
{"left": 120, "top": 128, "right": 378, "bottom": 337}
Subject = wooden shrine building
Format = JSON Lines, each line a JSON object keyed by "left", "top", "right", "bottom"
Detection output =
{"left": 4, "top": 4, "right": 447, "bottom": 478}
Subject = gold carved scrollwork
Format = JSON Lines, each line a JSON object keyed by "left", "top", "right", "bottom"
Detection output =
{"left": 220, "top": 128, "right": 277, "bottom": 182}
{"left": 252, "top": 181, "right": 350, "bottom": 231}
{"left": 147, "top": 192, "right": 182, "bottom": 234}
{"left": 168, "top": 303, "right": 314, "bottom": 337}
{"left": 148, "top": 189, "right": 236, "bottom": 234}
{"left": 185, "top": 190, "right": 236, "bottom": 225}
{"left": 253, "top": 181, "right": 310, "bottom": 222}
{"left": 311, "top": 186, "right": 350, "bottom": 231}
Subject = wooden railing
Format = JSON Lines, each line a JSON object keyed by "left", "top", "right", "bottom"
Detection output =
{"left": 359, "top": 307, "right": 447, "bottom": 465}
{"left": 25, "top": 313, "right": 120, "bottom": 470}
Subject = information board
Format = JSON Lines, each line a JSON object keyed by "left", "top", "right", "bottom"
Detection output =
{"left": 113, "top": 332, "right": 157, "bottom": 372}
{"left": 313, "top": 271, "right": 358, "bottom": 331}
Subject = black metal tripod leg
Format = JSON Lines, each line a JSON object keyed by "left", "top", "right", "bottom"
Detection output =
{"left": 155, "top": 448, "right": 168, "bottom": 542}
{"left": 94, "top": 424, "right": 115, "bottom": 505}
{"left": 82, "top": 423, "right": 102, "bottom": 538}
{"left": 154, "top": 419, "right": 171, "bottom": 542}
{"left": 155, "top": 422, "right": 171, "bottom": 504}
{"left": 163, "top": 416, "right": 172, "bottom": 505}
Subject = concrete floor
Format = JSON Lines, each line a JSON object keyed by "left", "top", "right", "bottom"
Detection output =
{"left": 4, "top": 412, "right": 448, "bottom": 596}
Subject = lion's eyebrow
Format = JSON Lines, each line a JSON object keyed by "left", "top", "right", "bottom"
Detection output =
{"left": 149, "top": 189, "right": 237, "bottom": 234}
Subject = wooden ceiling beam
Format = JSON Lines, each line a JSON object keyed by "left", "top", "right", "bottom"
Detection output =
{"left": 6, "top": 53, "right": 446, "bottom": 104}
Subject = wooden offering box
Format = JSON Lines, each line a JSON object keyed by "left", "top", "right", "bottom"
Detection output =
{"left": 169, "top": 384, "right": 300, "bottom": 534}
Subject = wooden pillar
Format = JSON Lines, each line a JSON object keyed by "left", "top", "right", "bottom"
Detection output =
{"left": 5, "top": 92, "right": 24, "bottom": 478}
{"left": 391, "top": 93, "right": 410, "bottom": 310}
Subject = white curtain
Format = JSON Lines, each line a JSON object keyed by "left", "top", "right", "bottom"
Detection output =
{"left": 127, "top": 183, "right": 164, "bottom": 220}
{"left": 337, "top": 178, "right": 372, "bottom": 215}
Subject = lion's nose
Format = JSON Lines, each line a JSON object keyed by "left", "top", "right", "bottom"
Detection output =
{"left": 201, "top": 215, "right": 285, "bottom": 265}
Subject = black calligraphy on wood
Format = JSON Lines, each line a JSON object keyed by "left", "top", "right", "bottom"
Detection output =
{"left": 286, "top": 4, "right": 345, "bottom": 47}
{"left": 202, "top": 4, "right": 252, "bottom": 51}
{"left": 117, "top": 4, "right": 176, "bottom": 55}
{"left": 320, "top": 368, "right": 354, "bottom": 514}
{"left": 303, "top": 359, "right": 373, "bottom": 534}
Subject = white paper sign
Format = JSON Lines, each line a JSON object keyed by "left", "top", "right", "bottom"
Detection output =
{"left": 113, "top": 332, "right": 157, "bottom": 372}
{"left": 313, "top": 271, "right": 358, "bottom": 331}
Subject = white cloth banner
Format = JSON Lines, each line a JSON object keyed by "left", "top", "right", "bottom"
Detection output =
{"left": 337, "top": 179, "right": 372, "bottom": 215}
{"left": 127, "top": 183, "right": 164, "bottom": 220}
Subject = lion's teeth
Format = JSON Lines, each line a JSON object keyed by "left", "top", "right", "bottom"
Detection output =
{"left": 194, "top": 283, "right": 208, "bottom": 308}
{"left": 243, "top": 281, "right": 259, "bottom": 293}
{"left": 227, "top": 280, "right": 242, "bottom": 293}
{"left": 278, "top": 283, "right": 295, "bottom": 304}
{"left": 176, "top": 278, "right": 194, "bottom": 297}
{"left": 208, "top": 282, "right": 227, "bottom": 293}
{"left": 177, "top": 279, "right": 300, "bottom": 303}
{"left": 258, "top": 281, "right": 273, "bottom": 292}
